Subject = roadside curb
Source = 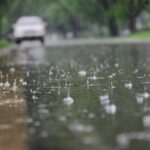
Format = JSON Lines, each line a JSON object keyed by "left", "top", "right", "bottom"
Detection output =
{"left": 47, "top": 38, "right": 150, "bottom": 47}
{"left": 0, "top": 46, "right": 12, "bottom": 57}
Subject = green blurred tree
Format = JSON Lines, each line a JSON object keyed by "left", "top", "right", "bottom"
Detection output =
{"left": 0, "top": 0, "right": 10, "bottom": 36}
{"left": 119, "top": 0, "right": 149, "bottom": 32}
{"left": 62, "top": 0, "right": 150, "bottom": 35}
{"left": 0, "top": 0, "right": 150, "bottom": 38}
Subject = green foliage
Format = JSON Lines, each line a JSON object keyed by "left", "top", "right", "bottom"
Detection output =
{"left": 0, "top": 39, "right": 9, "bottom": 48}
{"left": 129, "top": 31, "right": 150, "bottom": 38}
{"left": 0, "top": 0, "right": 150, "bottom": 37}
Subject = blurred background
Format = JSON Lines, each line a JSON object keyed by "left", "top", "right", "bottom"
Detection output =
{"left": 0, "top": 0, "right": 150, "bottom": 43}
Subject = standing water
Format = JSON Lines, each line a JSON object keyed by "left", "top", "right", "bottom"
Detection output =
{"left": 0, "top": 41, "right": 150, "bottom": 150}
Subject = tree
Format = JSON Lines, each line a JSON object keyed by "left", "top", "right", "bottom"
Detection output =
{"left": 120, "top": 0, "right": 149, "bottom": 32}
{"left": 62, "top": 0, "right": 120, "bottom": 36}
{"left": 0, "top": 0, "right": 150, "bottom": 38}
{"left": 0, "top": 0, "right": 10, "bottom": 36}
{"left": 61, "top": 0, "right": 150, "bottom": 36}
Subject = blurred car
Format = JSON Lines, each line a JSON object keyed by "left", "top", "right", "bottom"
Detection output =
{"left": 12, "top": 16, "right": 47, "bottom": 44}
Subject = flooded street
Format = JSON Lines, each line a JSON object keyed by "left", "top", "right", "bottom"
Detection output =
{"left": 1, "top": 40, "right": 150, "bottom": 150}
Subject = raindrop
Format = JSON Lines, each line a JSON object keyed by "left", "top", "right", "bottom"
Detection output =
{"left": 111, "top": 82, "right": 115, "bottom": 89}
{"left": 136, "top": 94, "right": 144, "bottom": 104}
{"left": 0, "top": 71, "right": 4, "bottom": 79}
{"left": 143, "top": 92, "right": 150, "bottom": 99}
{"left": 63, "top": 96, "right": 74, "bottom": 106}
{"left": 89, "top": 74, "right": 97, "bottom": 81}
{"left": 22, "top": 81, "right": 27, "bottom": 86}
{"left": 133, "top": 69, "right": 138, "bottom": 74}
{"left": 0, "top": 82, "right": 3, "bottom": 88}
{"left": 4, "top": 75, "right": 11, "bottom": 89}
{"left": 58, "top": 116, "right": 67, "bottom": 122}
{"left": 38, "top": 108, "right": 49, "bottom": 114}
{"left": 4, "top": 81, "right": 11, "bottom": 89}
{"left": 32, "top": 95, "right": 38, "bottom": 100}
{"left": 9, "top": 67, "right": 15, "bottom": 74}
{"left": 78, "top": 70, "right": 87, "bottom": 77}
{"left": 143, "top": 115, "right": 150, "bottom": 127}
{"left": 99, "top": 94, "right": 110, "bottom": 105}
{"left": 26, "top": 71, "right": 30, "bottom": 77}
{"left": 116, "top": 134, "right": 130, "bottom": 148}
{"left": 108, "top": 73, "right": 116, "bottom": 79}
{"left": 104, "top": 104, "right": 117, "bottom": 115}
{"left": 41, "top": 131, "right": 48, "bottom": 138}
{"left": 86, "top": 79, "right": 90, "bottom": 89}
{"left": 124, "top": 81, "right": 132, "bottom": 90}
{"left": 69, "top": 123, "right": 94, "bottom": 133}
{"left": 88, "top": 113, "right": 95, "bottom": 119}
{"left": 63, "top": 85, "right": 74, "bottom": 106}
{"left": 115, "top": 63, "right": 119, "bottom": 68}
{"left": 12, "top": 79, "right": 17, "bottom": 92}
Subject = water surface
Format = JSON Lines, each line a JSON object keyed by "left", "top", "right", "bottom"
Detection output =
{"left": 1, "top": 42, "right": 150, "bottom": 150}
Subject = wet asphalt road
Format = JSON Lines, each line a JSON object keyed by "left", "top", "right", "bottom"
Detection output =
{"left": 1, "top": 39, "right": 150, "bottom": 150}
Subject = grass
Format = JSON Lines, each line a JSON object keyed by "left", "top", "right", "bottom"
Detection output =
{"left": 128, "top": 31, "right": 150, "bottom": 38}
{"left": 0, "top": 39, "right": 10, "bottom": 48}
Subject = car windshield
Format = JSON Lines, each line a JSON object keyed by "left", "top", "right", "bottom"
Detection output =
{"left": 16, "top": 17, "right": 42, "bottom": 25}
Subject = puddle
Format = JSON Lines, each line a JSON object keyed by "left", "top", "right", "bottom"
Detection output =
{"left": 1, "top": 43, "right": 150, "bottom": 149}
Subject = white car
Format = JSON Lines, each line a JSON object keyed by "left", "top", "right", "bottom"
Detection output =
{"left": 12, "top": 16, "right": 47, "bottom": 44}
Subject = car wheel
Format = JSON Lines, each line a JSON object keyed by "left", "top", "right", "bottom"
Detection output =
{"left": 39, "top": 37, "right": 44, "bottom": 44}
{"left": 16, "top": 39, "right": 21, "bottom": 44}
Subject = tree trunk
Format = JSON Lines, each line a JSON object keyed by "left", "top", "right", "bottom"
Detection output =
{"left": 108, "top": 17, "right": 119, "bottom": 36}
{"left": 0, "top": 18, "right": 2, "bottom": 38}
{"left": 69, "top": 16, "right": 80, "bottom": 38}
{"left": 129, "top": 17, "right": 136, "bottom": 33}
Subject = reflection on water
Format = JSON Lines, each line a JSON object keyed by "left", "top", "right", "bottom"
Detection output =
{"left": 14, "top": 41, "right": 46, "bottom": 65}
{"left": 0, "top": 68, "right": 29, "bottom": 150}
{"left": 1, "top": 43, "right": 150, "bottom": 149}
